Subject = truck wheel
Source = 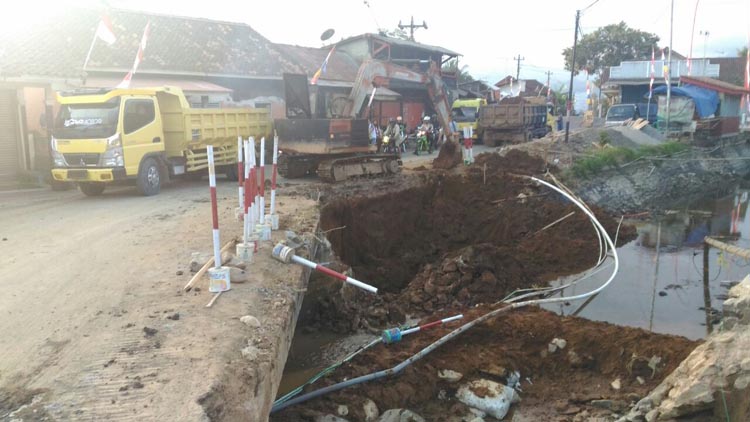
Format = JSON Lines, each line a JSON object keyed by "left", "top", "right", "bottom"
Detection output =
{"left": 79, "top": 182, "right": 106, "bottom": 196}
{"left": 137, "top": 157, "right": 161, "bottom": 196}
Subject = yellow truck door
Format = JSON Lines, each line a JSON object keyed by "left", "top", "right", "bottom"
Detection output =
{"left": 121, "top": 96, "right": 164, "bottom": 176}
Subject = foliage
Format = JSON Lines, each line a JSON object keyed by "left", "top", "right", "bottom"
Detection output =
{"left": 379, "top": 27, "right": 410, "bottom": 41}
{"left": 739, "top": 46, "right": 749, "bottom": 58}
{"left": 562, "top": 22, "right": 660, "bottom": 75}
{"left": 442, "top": 58, "right": 475, "bottom": 84}
{"left": 570, "top": 142, "right": 688, "bottom": 178}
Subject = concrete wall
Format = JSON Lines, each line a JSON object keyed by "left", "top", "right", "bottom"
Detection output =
{"left": 572, "top": 138, "right": 750, "bottom": 214}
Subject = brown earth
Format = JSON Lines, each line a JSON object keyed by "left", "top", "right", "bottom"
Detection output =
{"left": 272, "top": 150, "right": 699, "bottom": 421}
{"left": 311, "top": 151, "right": 632, "bottom": 331}
{"left": 273, "top": 306, "right": 698, "bottom": 421}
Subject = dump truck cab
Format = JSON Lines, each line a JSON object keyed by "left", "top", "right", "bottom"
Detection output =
{"left": 51, "top": 86, "right": 270, "bottom": 196}
{"left": 451, "top": 98, "right": 486, "bottom": 141}
{"left": 51, "top": 88, "right": 186, "bottom": 195}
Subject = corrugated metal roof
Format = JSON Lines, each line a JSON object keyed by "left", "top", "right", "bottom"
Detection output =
{"left": 0, "top": 8, "right": 306, "bottom": 80}
{"left": 336, "top": 33, "right": 460, "bottom": 57}
{"left": 273, "top": 44, "right": 361, "bottom": 82}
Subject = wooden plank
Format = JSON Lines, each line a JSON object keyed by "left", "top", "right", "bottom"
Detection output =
{"left": 705, "top": 236, "right": 750, "bottom": 260}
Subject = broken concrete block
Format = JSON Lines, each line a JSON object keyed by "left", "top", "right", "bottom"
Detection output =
{"left": 240, "top": 315, "right": 261, "bottom": 328}
{"left": 611, "top": 378, "right": 621, "bottom": 390}
{"left": 337, "top": 405, "right": 349, "bottom": 417}
{"left": 437, "top": 369, "right": 463, "bottom": 383}
{"left": 230, "top": 267, "right": 250, "bottom": 283}
{"left": 241, "top": 344, "right": 259, "bottom": 361}
{"left": 376, "top": 409, "right": 425, "bottom": 422}
{"left": 363, "top": 398, "right": 379, "bottom": 421}
{"left": 548, "top": 338, "right": 567, "bottom": 353}
{"left": 456, "top": 379, "right": 520, "bottom": 420}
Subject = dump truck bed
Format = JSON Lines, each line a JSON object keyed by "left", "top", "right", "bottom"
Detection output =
{"left": 478, "top": 97, "right": 548, "bottom": 145}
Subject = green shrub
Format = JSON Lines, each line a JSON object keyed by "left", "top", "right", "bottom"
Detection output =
{"left": 570, "top": 142, "right": 688, "bottom": 178}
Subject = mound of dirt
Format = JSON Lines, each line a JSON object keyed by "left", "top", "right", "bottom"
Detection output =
{"left": 273, "top": 307, "right": 698, "bottom": 421}
{"left": 311, "top": 150, "right": 632, "bottom": 331}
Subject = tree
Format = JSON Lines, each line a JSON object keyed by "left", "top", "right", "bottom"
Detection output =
{"left": 442, "top": 58, "right": 475, "bottom": 84}
{"left": 378, "top": 27, "right": 410, "bottom": 41}
{"left": 739, "top": 46, "right": 748, "bottom": 58}
{"left": 562, "top": 22, "right": 660, "bottom": 75}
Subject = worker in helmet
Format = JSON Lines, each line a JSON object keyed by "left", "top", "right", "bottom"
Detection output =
{"left": 383, "top": 117, "right": 402, "bottom": 153}
{"left": 416, "top": 116, "right": 434, "bottom": 154}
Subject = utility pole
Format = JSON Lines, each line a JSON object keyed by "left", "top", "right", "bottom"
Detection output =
{"left": 398, "top": 16, "right": 428, "bottom": 41}
{"left": 545, "top": 70, "right": 553, "bottom": 100}
{"left": 564, "top": 10, "right": 580, "bottom": 143}
{"left": 514, "top": 55, "right": 525, "bottom": 80}
{"left": 666, "top": 0, "right": 674, "bottom": 136}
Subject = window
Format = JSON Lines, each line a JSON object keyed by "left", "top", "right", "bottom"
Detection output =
{"left": 124, "top": 99, "right": 155, "bottom": 134}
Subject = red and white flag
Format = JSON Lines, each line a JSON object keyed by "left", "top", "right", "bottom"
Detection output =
{"left": 662, "top": 48, "right": 669, "bottom": 84}
{"left": 744, "top": 40, "right": 749, "bottom": 114}
{"left": 117, "top": 22, "right": 151, "bottom": 89}
{"left": 83, "top": 13, "right": 117, "bottom": 70}
{"left": 95, "top": 14, "right": 117, "bottom": 45}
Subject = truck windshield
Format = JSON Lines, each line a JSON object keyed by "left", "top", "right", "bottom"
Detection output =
{"left": 607, "top": 106, "right": 635, "bottom": 120}
{"left": 54, "top": 98, "right": 120, "bottom": 139}
{"left": 452, "top": 107, "right": 478, "bottom": 123}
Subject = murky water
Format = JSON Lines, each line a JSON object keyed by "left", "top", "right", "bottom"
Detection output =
{"left": 543, "top": 186, "right": 750, "bottom": 340}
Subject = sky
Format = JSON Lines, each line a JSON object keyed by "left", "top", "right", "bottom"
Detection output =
{"left": 2, "top": 0, "right": 749, "bottom": 95}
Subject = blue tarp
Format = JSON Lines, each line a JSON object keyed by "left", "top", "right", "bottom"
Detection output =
{"left": 651, "top": 84, "right": 719, "bottom": 118}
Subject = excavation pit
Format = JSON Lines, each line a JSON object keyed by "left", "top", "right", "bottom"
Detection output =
{"left": 274, "top": 151, "right": 700, "bottom": 421}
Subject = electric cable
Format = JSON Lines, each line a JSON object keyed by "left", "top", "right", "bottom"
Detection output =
{"left": 271, "top": 175, "right": 620, "bottom": 413}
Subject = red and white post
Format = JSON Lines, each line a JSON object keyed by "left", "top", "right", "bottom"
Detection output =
{"left": 207, "top": 145, "right": 230, "bottom": 293}
{"left": 272, "top": 243, "right": 378, "bottom": 294}
{"left": 236, "top": 139, "right": 254, "bottom": 263}
{"left": 259, "top": 137, "right": 266, "bottom": 225}
{"left": 249, "top": 137, "right": 259, "bottom": 251}
{"left": 268, "top": 134, "right": 279, "bottom": 230}
{"left": 235, "top": 136, "right": 244, "bottom": 220}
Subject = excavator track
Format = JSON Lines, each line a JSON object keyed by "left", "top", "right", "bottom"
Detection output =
{"left": 317, "top": 154, "right": 401, "bottom": 182}
{"left": 278, "top": 154, "right": 318, "bottom": 179}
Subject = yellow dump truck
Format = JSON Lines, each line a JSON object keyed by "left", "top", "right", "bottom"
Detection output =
{"left": 451, "top": 98, "right": 487, "bottom": 141}
{"left": 50, "top": 87, "right": 272, "bottom": 196}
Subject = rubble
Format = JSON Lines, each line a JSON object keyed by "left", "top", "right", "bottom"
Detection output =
{"left": 617, "top": 275, "right": 750, "bottom": 421}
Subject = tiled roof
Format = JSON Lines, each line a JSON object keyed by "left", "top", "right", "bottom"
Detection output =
{"left": 0, "top": 8, "right": 306, "bottom": 80}
{"left": 273, "top": 44, "right": 361, "bottom": 82}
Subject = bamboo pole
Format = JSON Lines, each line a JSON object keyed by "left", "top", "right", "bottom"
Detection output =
{"left": 704, "top": 236, "right": 750, "bottom": 260}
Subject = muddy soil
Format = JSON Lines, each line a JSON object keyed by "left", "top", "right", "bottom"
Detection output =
{"left": 273, "top": 307, "right": 698, "bottom": 421}
{"left": 312, "top": 150, "right": 631, "bottom": 331}
{"left": 272, "top": 150, "right": 700, "bottom": 421}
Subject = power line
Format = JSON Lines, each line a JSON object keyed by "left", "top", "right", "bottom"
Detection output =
{"left": 582, "top": 0, "right": 601, "bottom": 11}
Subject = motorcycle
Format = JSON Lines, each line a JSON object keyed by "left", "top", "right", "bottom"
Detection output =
{"left": 414, "top": 130, "right": 432, "bottom": 155}
{"left": 380, "top": 135, "right": 399, "bottom": 154}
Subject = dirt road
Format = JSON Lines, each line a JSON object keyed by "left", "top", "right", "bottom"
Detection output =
{"left": 0, "top": 180, "right": 316, "bottom": 421}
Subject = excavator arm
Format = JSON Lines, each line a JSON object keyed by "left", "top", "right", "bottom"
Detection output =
{"left": 342, "top": 59, "right": 454, "bottom": 136}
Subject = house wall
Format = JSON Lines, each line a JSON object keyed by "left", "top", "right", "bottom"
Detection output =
{"left": 337, "top": 39, "right": 370, "bottom": 62}
{"left": 720, "top": 94, "right": 741, "bottom": 117}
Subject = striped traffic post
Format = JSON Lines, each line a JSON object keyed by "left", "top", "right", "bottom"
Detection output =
{"left": 207, "top": 145, "right": 230, "bottom": 292}
{"left": 268, "top": 134, "right": 279, "bottom": 230}
{"left": 237, "top": 136, "right": 244, "bottom": 213}
{"left": 272, "top": 243, "right": 378, "bottom": 294}
{"left": 259, "top": 137, "right": 266, "bottom": 224}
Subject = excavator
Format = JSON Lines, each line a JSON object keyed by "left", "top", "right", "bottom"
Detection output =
{"left": 275, "top": 59, "right": 455, "bottom": 182}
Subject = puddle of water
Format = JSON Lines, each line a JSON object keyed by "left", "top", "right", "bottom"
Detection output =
{"left": 543, "top": 187, "right": 750, "bottom": 340}
{"left": 277, "top": 329, "right": 377, "bottom": 398}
